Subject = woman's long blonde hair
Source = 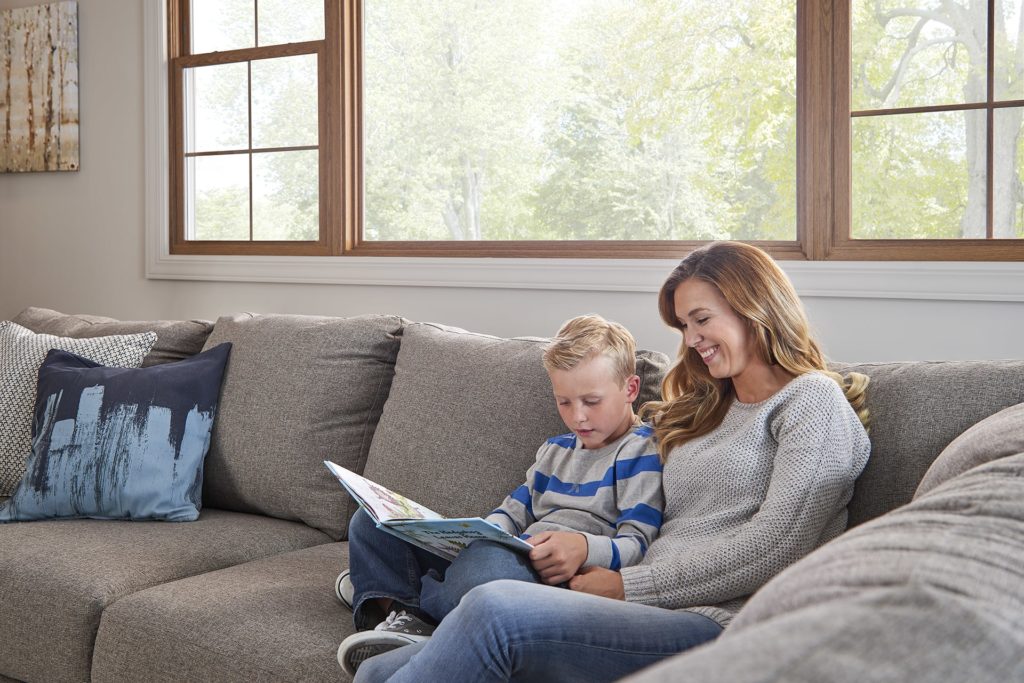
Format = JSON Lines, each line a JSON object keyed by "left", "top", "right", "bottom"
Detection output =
{"left": 640, "top": 242, "right": 869, "bottom": 461}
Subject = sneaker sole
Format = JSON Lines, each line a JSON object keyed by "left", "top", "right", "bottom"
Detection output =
{"left": 335, "top": 570, "right": 353, "bottom": 610}
{"left": 337, "top": 632, "right": 427, "bottom": 677}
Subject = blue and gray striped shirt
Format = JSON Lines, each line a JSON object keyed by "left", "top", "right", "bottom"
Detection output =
{"left": 486, "top": 424, "right": 664, "bottom": 571}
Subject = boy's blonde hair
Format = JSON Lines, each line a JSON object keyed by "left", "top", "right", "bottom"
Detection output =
{"left": 542, "top": 314, "right": 637, "bottom": 385}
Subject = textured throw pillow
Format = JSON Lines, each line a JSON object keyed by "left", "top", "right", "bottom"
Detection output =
{"left": 914, "top": 401, "right": 1024, "bottom": 498}
{"left": 0, "top": 321, "right": 157, "bottom": 495}
{"left": 0, "top": 343, "right": 231, "bottom": 522}
{"left": 12, "top": 306, "right": 214, "bottom": 367}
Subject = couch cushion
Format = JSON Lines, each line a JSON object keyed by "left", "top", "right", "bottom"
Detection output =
{"left": 915, "top": 401, "right": 1024, "bottom": 498}
{"left": 0, "top": 344, "right": 231, "bottom": 522}
{"left": 361, "top": 322, "right": 669, "bottom": 520}
{"left": 621, "top": 452, "right": 1024, "bottom": 683}
{"left": 12, "top": 306, "right": 213, "bottom": 367}
{"left": 0, "top": 321, "right": 157, "bottom": 496}
{"left": 834, "top": 360, "right": 1024, "bottom": 526}
{"left": 0, "top": 509, "right": 330, "bottom": 683}
{"left": 201, "top": 314, "right": 404, "bottom": 540}
{"left": 92, "top": 542, "right": 352, "bottom": 683}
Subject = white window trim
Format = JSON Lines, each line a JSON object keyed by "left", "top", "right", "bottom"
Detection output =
{"left": 144, "top": 0, "right": 1024, "bottom": 302}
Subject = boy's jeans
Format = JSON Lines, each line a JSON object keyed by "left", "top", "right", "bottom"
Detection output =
{"left": 348, "top": 508, "right": 541, "bottom": 629}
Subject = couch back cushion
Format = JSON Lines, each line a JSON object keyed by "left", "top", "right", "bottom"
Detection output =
{"left": 12, "top": 306, "right": 213, "bottom": 367}
{"left": 360, "top": 322, "right": 669, "bottom": 520}
{"left": 914, "top": 401, "right": 1024, "bottom": 498}
{"left": 201, "top": 314, "right": 404, "bottom": 540}
{"left": 835, "top": 360, "right": 1024, "bottom": 527}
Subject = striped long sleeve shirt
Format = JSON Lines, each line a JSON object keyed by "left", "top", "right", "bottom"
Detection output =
{"left": 485, "top": 424, "right": 664, "bottom": 571}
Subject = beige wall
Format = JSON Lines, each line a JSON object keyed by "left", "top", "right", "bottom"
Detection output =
{"left": 2, "top": 0, "right": 1023, "bottom": 362}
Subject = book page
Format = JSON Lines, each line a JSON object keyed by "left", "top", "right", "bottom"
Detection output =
{"left": 324, "top": 460, "right": 443, "bottom": 522}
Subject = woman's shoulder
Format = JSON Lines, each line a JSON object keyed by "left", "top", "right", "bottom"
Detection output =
{"left": 771, "top": 371, "right": 850, "bottom": 414}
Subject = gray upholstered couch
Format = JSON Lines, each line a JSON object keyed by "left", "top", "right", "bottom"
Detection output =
{"left": 1, "top": 307, "right": 1023, "bottom": 682}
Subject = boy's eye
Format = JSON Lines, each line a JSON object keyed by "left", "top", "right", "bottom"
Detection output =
{"left": 584, "top": 399, "right": 600, "bottom": 406}
{"left": 697, "top": 317, "right": 709, "bottom": 325}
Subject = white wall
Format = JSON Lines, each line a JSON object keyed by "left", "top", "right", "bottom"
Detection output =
{"left": 2, "top": 0, "right": 1023, "bottom": 363}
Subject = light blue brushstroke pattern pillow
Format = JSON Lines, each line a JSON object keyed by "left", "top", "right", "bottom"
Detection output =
{"left": 0, "top": 342, "right": 232, "bottom": 522}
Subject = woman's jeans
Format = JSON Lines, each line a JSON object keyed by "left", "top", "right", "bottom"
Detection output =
{"left": 348, "top": 508, "right": 541, "bottom": 629}
{"left": 353, "top": 579, "right": 724, "bottom": 683}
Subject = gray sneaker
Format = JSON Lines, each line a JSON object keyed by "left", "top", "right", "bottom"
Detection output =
{"left": 337, "top": 610, "right": 435, "bottom": 676}
{"left": 334, "top": 569, "right": 354, "bottom": 610}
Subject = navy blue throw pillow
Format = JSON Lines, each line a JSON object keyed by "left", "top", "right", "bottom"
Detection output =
{"left": 0, "top": 343, "right": 231, "bottom": 522}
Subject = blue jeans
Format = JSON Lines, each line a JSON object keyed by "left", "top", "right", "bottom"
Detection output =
{"left": 348, "top": 509, "right": 542, "bottom": 629}
{"left": 353, "top": 580, "right": 723, "bottom": 683}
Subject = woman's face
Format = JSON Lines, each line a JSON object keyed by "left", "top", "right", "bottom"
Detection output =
{"left": 673, "top": 278, "right": 764, "bottom": 383}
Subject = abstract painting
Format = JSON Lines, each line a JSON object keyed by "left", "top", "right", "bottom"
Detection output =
{"left": 0, "top": 1, "right": 79, "bottom": 172}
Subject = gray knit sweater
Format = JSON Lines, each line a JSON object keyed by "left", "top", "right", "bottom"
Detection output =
{"left": 620, "top": 371, "right": 871, "bottom": 627}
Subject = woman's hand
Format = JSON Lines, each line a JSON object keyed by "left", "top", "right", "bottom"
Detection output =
{"left": 527, "top": 531, "right": 588, "bottom": 585}
{"left": 568, "top": 566, "right": 625, "bottom": 600}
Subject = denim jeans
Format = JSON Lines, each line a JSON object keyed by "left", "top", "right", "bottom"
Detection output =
{"left": 348, "top": 509, "right": 542, "bottom": 629}
{"left": 353, "top": 579, "right": 723, "bottom": 683}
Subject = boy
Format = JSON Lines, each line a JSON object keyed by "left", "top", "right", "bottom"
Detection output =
{"left": 336, "top": 315, "right": 664, "bottom": 675}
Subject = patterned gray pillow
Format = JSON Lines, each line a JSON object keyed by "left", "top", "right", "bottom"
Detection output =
{"left": 0, "top": 321, "right": 157, "bottom": 495}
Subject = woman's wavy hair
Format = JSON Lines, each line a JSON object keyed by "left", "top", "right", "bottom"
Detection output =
{"left": 640, "top": 241, "right": 869, "bottom": 461}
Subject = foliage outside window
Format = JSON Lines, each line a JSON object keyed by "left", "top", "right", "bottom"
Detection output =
{"left": 168, "top": 0, "right": 1024, "bottom": 260}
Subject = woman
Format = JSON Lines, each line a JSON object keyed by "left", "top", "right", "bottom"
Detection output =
{"left": 355, "top": 241, "right": 871, "bottom": 682}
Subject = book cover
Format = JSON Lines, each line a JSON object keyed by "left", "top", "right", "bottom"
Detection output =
{"left": 324, "top": 460, "right": 533, "bottom": 561}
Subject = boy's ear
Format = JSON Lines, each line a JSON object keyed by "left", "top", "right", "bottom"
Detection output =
{"left": 625, "top": 374, "right": 641, "bottom": 402}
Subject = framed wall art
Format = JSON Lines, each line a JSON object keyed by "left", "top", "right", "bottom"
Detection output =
{"left": 0, "top": 1, "right": 79, "bottom": 172}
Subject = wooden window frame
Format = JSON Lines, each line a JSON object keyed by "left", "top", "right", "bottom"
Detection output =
{"left": 167, "top": 0, "right": 1024, "bottom": 261}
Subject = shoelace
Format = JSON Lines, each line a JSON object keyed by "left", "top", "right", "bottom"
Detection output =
{"left": 377, "top": 610, "right": 414, "bottom": 631}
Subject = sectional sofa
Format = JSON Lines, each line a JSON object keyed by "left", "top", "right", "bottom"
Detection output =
{"left": 1, "top": 306, "right": 1023, "bottom": 682}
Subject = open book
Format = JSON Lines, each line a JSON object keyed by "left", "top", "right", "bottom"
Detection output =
{"left": 324, "top": 460, "right": 534, "bottom": 562}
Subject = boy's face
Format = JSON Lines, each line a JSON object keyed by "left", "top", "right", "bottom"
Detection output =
{"left": 548, "top": 354, "right": 640, "bottom": 450}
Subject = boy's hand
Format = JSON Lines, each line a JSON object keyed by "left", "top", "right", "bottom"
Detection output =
{"left": 527, "top": 531, "right": 588, "bottom": 585}
{"left": 568, "top": 566, "right": 625, "bottom": 600}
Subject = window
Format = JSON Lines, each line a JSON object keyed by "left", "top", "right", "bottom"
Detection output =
{"left": 166, "top": 0, "right": 1024, "bottom": 260}
{"left": 169, "top": 0, "right": 335, "bottom": 255}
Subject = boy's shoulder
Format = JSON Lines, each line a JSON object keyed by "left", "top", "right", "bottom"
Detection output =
{"left": 544, "top": 432, "right": 578, "bottom": 449}
{"left": 631, "top": 422, "right": 655, "bottom": 439}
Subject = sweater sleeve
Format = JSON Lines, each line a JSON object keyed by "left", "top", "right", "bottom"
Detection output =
{"left": 582, "top": 436, "right": 664, "bottom": 570}
{"left": 484, "top": 446, "right": 544, "bottom": 537}
{"left": 621, "top": 379, "right": 869, "bottom": 608}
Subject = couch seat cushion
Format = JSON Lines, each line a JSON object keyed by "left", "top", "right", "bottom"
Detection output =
{"left": 0, "top": 510, "right": 330, "bottom": 683}
{"left": 92, "top": 542, "right": 352, "bottom": 683}
{"left": 200, "top": 314, "right": 404, "bottom": 540}
{"left": 361, "top": 322, "right": 669, "bottom": 520}
{"left": 12, "top": 306, "right": 214, "bottom": 367}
